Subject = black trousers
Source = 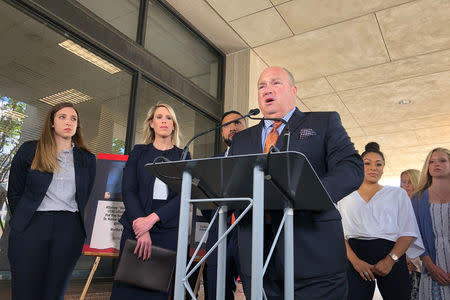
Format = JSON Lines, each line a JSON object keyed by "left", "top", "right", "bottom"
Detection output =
{"left": 240, "top": 271, "right": 348, "bottom": 300}
{"left": 205, "top": 230, "right": 240, "bottom": 300}
{"left": 8, "top": 211, "right": 85, "bottom": 300}
{"left": 347, "top": 238, "right": 411, "bottom": 300}
{"left": 239, "top": 224, "right": 348, "bottom": 300}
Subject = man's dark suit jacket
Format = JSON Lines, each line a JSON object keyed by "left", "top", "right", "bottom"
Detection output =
{"left": 7, "top": 140, "right": 96, "bottom": 233}
{"left": 202, "top": 150, "right": 238, "bottom": 267}
{"left": 229, "top": 108, "right": 364, "bottom": 279}
{"left": 201, "top": 151, "right": 240, "bottom": 300}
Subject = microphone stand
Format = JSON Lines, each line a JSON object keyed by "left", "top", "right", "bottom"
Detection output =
{"left": 180, "top": 108, "right": 260, "bottom": 160}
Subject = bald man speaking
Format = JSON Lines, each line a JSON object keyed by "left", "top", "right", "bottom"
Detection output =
{"left": 229, "top": 67, "right": 363, "bottom": 299}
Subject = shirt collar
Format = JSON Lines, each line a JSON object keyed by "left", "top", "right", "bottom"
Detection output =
{"left": 263, "top": 107, "right": 296, "bottom": 129}
{"left": 58, "top": 145, "right": 74, "bottom": 160}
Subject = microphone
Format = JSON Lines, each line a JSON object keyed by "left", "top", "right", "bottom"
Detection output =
{"left": 180, "top": 108, "right": 260, "bottom": 160}
{"left": 248, "top": 115, "right": 291, "bottom": 152}
{"left": 247, "top": 108, "right": 260, "bottom": 116}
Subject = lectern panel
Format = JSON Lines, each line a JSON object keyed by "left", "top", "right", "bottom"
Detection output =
{"left": 145, "top": 152, "right": 335, "bottom": 211}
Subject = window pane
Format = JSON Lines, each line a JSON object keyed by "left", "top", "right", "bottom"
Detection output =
{"left": 135, "top": 79, "right": 216, "bottom": 159}
{"left": 145, "top": 0, "right": 220, "bottom": 98}
{"left": 0, "top": 1, "right": 132, "bottom": 276}
{"left": 75, "top": 0, "right": 140, "bottom": 41}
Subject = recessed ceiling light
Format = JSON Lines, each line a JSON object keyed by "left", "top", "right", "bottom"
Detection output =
{"left": 398, "top": 99, "right": 412, "bottom": 105}
{"left": 39, "top": 89, "right": 92, "bottom": 106}
{"left": 1, "top": 110, "right": 28, "bottom": 120}
{"left": 59, "top": 40, "right": 121, "bottom": 74}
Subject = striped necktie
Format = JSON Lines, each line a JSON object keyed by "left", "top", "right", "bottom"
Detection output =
{"left": 264, "top": 121, "right": 282, "bottom": 153}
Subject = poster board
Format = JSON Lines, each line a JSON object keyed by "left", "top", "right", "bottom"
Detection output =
{"left": 189, "top": 204, "right": 209, "bottom": 257}
{"left": 83, "top": 153, "right": 128, "bottom": 257}
{"left": 83, "top": 153, "right": 208, "bottom": 258}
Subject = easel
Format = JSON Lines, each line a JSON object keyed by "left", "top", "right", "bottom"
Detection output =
{"left": 192, "top": 256, "right": 206, "bottom": 297}
{"left": 80, "top": 251, "right": 119, "bottom": 300}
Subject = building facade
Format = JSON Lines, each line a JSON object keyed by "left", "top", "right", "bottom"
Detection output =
{"left": 0, "top": 0, "right": 224, "bottom": 278}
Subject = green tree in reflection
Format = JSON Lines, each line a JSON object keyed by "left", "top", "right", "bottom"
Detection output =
{"left": 0, "top": 97, "right": 26, "bottom": 183}
{"left": 112, "top": 138, "right": 125, "bottom": 155}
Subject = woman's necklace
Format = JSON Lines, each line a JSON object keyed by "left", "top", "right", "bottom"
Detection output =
{"left": 429, "top": 188, "right": 450, "bottom": 204}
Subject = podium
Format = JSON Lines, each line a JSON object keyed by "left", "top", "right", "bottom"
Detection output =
{"left": 146, "top": 151, "right": 336, "bottom": 300}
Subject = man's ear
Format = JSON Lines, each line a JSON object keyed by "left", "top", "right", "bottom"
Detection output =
{"left": 291, "top": 85, "right": 298, "bottom": 96}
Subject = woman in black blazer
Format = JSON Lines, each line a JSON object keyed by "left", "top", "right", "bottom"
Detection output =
{"left": 7, "top": 102, "right": 96, "bottom": 300}
{"left": 111, "top": 103, "right": 189, "bottom": 300}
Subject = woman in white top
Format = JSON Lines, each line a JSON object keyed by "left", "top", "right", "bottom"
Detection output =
{"left": 338, "top": 142, "right": 424, "bottom": 300}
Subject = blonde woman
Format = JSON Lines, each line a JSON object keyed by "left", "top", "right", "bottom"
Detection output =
{"left": 8, "top": 102, "right": 96, "bottom": 299}
{"left": 401, "top": 169, "right": 420, "bottom": 198}
{"left": 401, "top": 169, "right": 422, "bottom": 300}
{"left": 111, "top": 103, "right": 189, "bottom": 299}
{"left": 412, "top": 148, "right": 450, "bottom": 300}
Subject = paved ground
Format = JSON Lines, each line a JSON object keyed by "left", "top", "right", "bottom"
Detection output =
{"left": 0, "top": 278, "right": 114, "bottom": 300}
{"left": 0, "top": 275, "right": 384, "bottom": 299}
{"left": 0, "top": 278, "right": 247, "bottom": 300}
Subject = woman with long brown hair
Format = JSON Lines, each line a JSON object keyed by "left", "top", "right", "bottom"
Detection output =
{"left": 7, "top": 102, "right": 96, "bottom": 300}
{"left": 111, "top": 103, "right": 189, "bottom": 299}
{"left": 412, "top": 148, "right": 450, "bottom": 299}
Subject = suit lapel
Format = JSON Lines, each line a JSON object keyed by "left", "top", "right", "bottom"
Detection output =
{"left": 276, "top": 108, "right": 307, "bottom": 150}
{"left": 252, "top": 121, "right": 264, "bottom": 153}
{"left": 142, "top": 144, "right": 156, "bottom": 186}
{"left": 39, "top": 172, "right": 53, "bottom": 194}
{"left": 288, "top": 108, "right": 308, "bottom": 133}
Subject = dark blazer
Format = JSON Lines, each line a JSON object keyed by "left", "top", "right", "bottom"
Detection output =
{"left": 7, "top": 140, "right": 96, "bottom": 233}
{"left": 119, "top": 143, "right": 188, "bottom": 233}
{"left": 229, "top": 108, "right": 364, "bottom": 279}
